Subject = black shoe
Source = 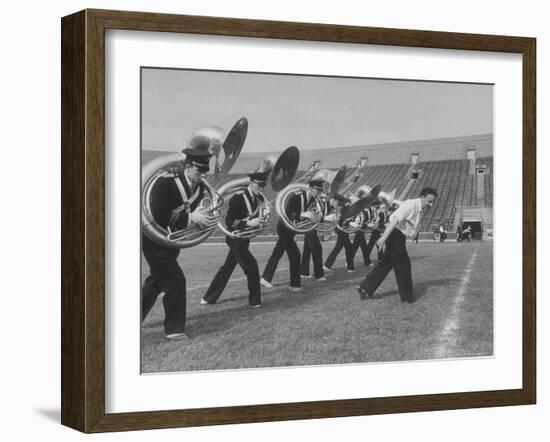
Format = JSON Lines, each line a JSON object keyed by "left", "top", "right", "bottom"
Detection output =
{"left": 401, "top": 297, "right": 416, "bottom": 304}
{"left": 357, "top": 286, "right": 370, "bottom": 300}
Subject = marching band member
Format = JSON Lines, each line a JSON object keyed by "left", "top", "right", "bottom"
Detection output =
{"left": 362, "top": 200, "right": 390, "bottom": 265}
{"left": 357, "top": 187, "right": 438, "bottom": 303}
{"left": 201, "top": 171, "right": 269, "bottom": 307}
{"left": 350, "top": 186, "right": 376, "bottom": 267}
{"left": 141, "top": 136, "right": 220, "bottom": 340}
{"left": 261, "top": 179, "right": 324, "bottom": 291}
{"left": 351, "top": 205, "right": 376, "bottom": 267}
{"left": 300, "top": 192, "right": 342, "bottom": 281}
{"left": 323, "top": 194, "right": 355, "bottom": 273}
{"left": 300, "top": 192, "right": 326, "bottom": 281}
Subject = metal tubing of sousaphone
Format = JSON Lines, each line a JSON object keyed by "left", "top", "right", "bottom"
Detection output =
{"left": 218, "top": 145, "right": 300, "bottom": 239}
{"left": 141, "top": 117, "right": 248, "bottom": 249}
{"left": 340, "top": 184, "right": 382, "bottom": 220}
{"left": 308, "top": 165, "right": 347, "bottom": 233}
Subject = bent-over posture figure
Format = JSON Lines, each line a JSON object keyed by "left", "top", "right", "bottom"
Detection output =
{"left": 357, "top": 187, "right": 438, "bottom": 303}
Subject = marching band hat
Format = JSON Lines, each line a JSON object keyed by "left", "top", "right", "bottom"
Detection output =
{"left": 182, "top": 152, "right": 211, "bottom": 173}
{"left": 182, "top": 126, "right": 224, "bottom": 169}
{"left": 248, "top": 171, "right": 269, "bottom": 185}
{"left": 308, "top": 179, "right": 324, "bottom": 190}
{"left": 332, "top": 193, "right": 349, "bottom": 205}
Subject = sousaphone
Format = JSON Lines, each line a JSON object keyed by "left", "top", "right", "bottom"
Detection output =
{"left": 275, "top": 165, "right": 347, "bottom": 234}
{"left": 337, "top": 184, "right": 382, "bottom": 234}
{"left": 217, "top": 146, "right": 300, "bottom": 239}
{"left": 141, "top": 117, "right": 248, "bottom": 249}
{"left": 315, "top": 166, "right": 348, "bottom": 233}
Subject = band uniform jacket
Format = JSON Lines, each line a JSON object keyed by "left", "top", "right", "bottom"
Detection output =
{"left": 285, "top": 190, "right": 321, "bottom": 225}
{"left": 225, "top": 188, "right": 265, "bottom": 233}
{"left": 148, "top": 173, "right": 208, "bottom": 233}
{"left": 360, "top": 206, "right": 376, "bottom": 230}
{"left": 375, "top": 208, "right": 390, "bottom": 232}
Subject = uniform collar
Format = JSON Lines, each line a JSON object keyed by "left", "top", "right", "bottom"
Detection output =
{"left": 182, "top": 170, "right": 198, "bottom": 193}
{"left": 246, "top": 187, "right": 257, "bottom": 201}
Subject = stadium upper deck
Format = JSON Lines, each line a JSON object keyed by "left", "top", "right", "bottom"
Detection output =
{"left": 142, "top": 133, "right": 492, "bottom": 169}
{"left": 142, "top": 133, "right": 493, "bottom": 235}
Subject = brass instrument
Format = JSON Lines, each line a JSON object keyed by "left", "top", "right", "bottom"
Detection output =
{"left": 335, "top": 210, "right": 364, "bottom": 234}
{"left": 336, "top": 184, "right": 382, "bottom": 234}
{"left": 217, "top": 146, "right": 299, "bottom": 239}
{"left": 141, "top": 117, "right": 248, "bottom": 249}
{"left": 275, "top": 184, "right": 322, "bottom": 233}
{"left": 314, "top": 166, "right": 347, "bottom": 233}
{"left": 275, "top": 165, "right": 346, "bottom": 234}
{"left": 378, "top": 189, "right": 402, "bottom": 209}
{"left": 315, "top": 194, "right": 338, "bottom": 234}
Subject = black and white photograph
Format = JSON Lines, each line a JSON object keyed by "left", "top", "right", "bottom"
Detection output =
{"left": 140, "top": 67, "right": 494, "bottom": 374}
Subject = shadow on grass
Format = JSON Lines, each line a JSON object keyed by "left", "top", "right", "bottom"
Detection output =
{"left": 141, "top": 271, "right": 459, "bottom": 341}
{"left": 180, "top": 268, "right": 367, "bottom": 337}
{"left": 372, "top": 278, "right": 461, "bottom": 300}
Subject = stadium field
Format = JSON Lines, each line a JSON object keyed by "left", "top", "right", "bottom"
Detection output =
{"left": 141, "top": 239, "right": 493, "bottom": 374}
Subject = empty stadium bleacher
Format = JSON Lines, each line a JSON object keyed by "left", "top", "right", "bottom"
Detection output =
{"left": 142, "top": 134, "right": 493, "bottom": 237}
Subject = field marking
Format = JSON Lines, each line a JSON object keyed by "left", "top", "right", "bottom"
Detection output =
{"left": 200, "top": 240, "right": 336, "bottom": 246}
{"left": 433, "top": 243, "right": 480, "bottom": 359}
{"left": 188, "top": 267, "right": 289, "bottom": 292}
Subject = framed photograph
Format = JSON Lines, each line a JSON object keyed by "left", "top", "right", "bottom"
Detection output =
{"left": 61, "top": 9, "right": 536, "bottom": 433}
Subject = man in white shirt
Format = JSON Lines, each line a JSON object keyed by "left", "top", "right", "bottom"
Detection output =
{"left": 357, "top": 187, "right": 438, "bottom": 303}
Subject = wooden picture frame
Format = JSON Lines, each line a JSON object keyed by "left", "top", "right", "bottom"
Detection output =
{"left": 61, "top": 9, "right": 536, "bottom": 433}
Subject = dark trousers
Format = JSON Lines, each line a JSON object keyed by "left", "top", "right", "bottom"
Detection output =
{"left": 301, "top": 230, "right": 324, "bottom": 278}
{"left": 142, "top": 235, "right": 187, "bottom": 334}
{"left": 324, "top": 230, "right": 355, "bottom": 270}
{"left": 203, "top": 237, "right": 261, "bottom": 306}
{"left": 359, "top": 229, "right": 414, "bottom": 302}
{"left": 262, "top": 222, "right": 301, "bottom": 287}
{"left": 351, "top": 231, "right": 371, "bottom": 266}
{"left": 365, "top": 229, "right": 382, "bottom": 262}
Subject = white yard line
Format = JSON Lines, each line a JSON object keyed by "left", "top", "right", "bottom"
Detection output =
{"left": 433, "top": 243, "right": 480, "bottom": 359}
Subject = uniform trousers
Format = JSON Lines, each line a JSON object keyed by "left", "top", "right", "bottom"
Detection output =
{"left": 365, "top": 229, "right": 382, "bottom": 262}
{"left": 262, "top": 222, "right": 301, "bottom": 287}
{"left": 300, "top": 230, "right": 324, "bottom": 279}
{"left": 351, "top": 231, "right": 371, "bottom": 266}
{"left": 141, "top": 235, "right": 187, "bottom": 334}
{"left": 324, "top": 230, "right": 355, "bottom": 270}
{"left": 359, "top": 229, "right": 415, "bottom": 302}
{"left": 203, "top": 237, "right": 261, "bottom": 306}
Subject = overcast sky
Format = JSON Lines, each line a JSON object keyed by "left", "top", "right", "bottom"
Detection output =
{"left": 141, "top": 68, "right": 493, "bottom": 153}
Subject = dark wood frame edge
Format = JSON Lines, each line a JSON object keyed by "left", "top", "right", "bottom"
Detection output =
{"left": 61, "top": 9, "right": 536, "bottom": 433}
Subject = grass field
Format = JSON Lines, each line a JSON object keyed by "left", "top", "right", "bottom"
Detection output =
{"left": 141, "top": 239, "right": 493, "bottom": 373}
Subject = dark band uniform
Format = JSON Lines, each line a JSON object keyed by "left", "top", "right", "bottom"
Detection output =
{"left": 262, "top": 180, "right": 323, "bottom": 287}
{"left": 300, "top": 193, "right": 326, "bottom": 279}
{"left": 141, "top": 152, "right": 210, "bottom": 336}
{"left": 324, "top": 194, "right": 355, "bottom": 271}
{"left": 351, "top": 206, "right": 376, "bottom": 266}
{"left": 203, "top": 177, "right": 265, "bottom": 306}
{"left": 363, "top": 207, "right": 390, "bottom": 264}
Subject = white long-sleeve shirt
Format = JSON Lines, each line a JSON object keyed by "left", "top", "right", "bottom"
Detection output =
{"left": 389, "top": 198, "right": 423, "bottom": 238}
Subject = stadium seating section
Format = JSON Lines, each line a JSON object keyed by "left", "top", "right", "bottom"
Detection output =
{"left": 143, "top": 134, "right": 493, "bottom": 236}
